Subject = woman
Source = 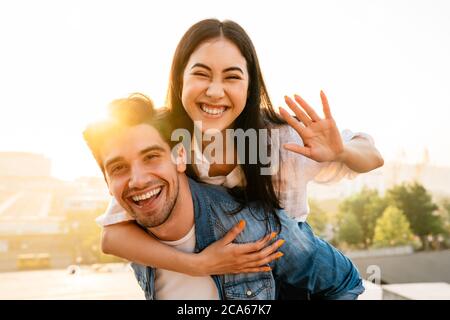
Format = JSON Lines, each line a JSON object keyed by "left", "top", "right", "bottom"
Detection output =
{"left": 97, "top": 19, "right": 384, "bottom": 277}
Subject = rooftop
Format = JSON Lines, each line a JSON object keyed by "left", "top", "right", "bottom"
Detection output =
{"left": 351, "top": 249, "right": 450, "bottom": 284}
{"left": 0, "top": 263, "right": 144, "bottom": 300}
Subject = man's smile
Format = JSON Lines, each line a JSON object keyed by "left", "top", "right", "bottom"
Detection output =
{"left": 126, "top": 185, "right": 164, "bottom": 209}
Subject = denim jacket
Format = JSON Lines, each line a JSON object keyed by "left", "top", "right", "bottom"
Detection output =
{"left": 131, "top": 178, "right": 364, "bottom": 300}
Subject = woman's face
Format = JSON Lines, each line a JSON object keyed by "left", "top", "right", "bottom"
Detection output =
{"left": 181, "top": 37, "right": 249, "bottom": 132}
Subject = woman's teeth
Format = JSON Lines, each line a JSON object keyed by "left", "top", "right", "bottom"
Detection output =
{"left": 200, "top": 104, "right": 226, "bottom": 115}
{"left": 132, "top": 187, "right": 162, "bottom": 202}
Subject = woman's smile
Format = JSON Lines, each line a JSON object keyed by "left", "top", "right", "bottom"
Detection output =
{"left": 198, "top": 103, "right": 230, "bottom": 118}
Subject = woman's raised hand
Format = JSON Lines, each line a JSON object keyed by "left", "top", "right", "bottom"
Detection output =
{"left": 196, "top": 220, "right": 285, "bottom": 276}
{"left": 279, "top": 91, "right": 345, "bottom": 162}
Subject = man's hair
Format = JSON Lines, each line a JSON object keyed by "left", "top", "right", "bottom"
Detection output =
{"left": 83, "top": 93, "right": 172, "bottom": 175}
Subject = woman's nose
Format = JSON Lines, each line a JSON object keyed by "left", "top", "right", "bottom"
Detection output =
{"left": 206, "top": 81, "right": 225, "bottom": 99}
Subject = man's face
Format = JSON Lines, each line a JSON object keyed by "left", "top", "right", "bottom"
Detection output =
{"left": 100, "top": 124, "right": 185, "bottom": 229}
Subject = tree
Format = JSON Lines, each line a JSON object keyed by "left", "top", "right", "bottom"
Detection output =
{"left": 439, "top": 198, "right": 450, "bottom": 233}
{"left": 373, "top": 206, "right": 415, "bottom": 248}
{"left": 336, "top": 211, "right": 364, "bottom": 248}
{"left": 337, "top": 188, "right": 388, "bottom": 248}
{"left": 386, "top": 182, "right": 443, "bottom": 249}
{"left": 307, "top": 199, "right": 329, "bottom": 239}
{"left": 65, "top": 207, "right": 123, "bottom": 264}
{"left": 437, "top": 198, "right": 450, "bottom": 248}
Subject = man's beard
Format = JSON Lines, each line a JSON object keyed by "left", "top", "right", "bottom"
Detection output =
{"left": 133, "top": 177, "right": 179, "bottom": 229}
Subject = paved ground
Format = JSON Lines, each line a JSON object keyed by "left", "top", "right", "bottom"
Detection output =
{"left": 0, "top": 263, "right": 381, "bottom": 300}
{"left": 359, "top": 281, "right": 382, "bottom": 300}
{"left": 0, "top": 263, "right": 144, "bottom": 300}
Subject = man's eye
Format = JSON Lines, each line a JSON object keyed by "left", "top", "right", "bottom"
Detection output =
{"left": 111, "top": 164, "right": 126, "bottom": 174}
{"left": 145, "top": 154, "right": 159, "bottom": 161}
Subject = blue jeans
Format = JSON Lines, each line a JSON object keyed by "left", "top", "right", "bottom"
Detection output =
{"left": 276, "top": 222, "right": 365, "bottom": 300}
{"left": 326, "top": 280, "right": 365, "bottom": 300}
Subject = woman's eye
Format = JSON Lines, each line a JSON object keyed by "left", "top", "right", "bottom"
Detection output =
{"left": 193, "top": 72, "right": 208, "bottom": 77}
{"left": 226, "top": 75, "right": 242, "bottom": 80}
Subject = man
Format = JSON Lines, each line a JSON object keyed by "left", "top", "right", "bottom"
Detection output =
{"left": 83, "top": 94, "right": 365, "bottom": 300}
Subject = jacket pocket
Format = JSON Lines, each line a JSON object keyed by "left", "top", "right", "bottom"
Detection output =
{"left": 223, "top": 275, "right": 275, "bottom": 300}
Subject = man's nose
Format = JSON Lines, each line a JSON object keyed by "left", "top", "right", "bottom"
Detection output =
{"left": 128, "top": 165, "right": 149, "bottom": 190}
{"left": 206, "top": 81, "right": 225, "bottom": 99}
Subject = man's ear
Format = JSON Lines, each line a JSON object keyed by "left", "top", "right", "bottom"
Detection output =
{"left": 107, "top": 182, "right": 113, "bottom": 196}
{"left": 173, "top": 143, "right": 187, "bottom": 173}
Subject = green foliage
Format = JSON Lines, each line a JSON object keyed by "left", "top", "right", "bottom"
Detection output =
{"left": 65, "top": 206, "right": 123, "bottom": 265}
{"left": 337, "top": 211, "right": 364, "bottom": 248}
{"left": 337, "top": 188, "right": 388, "bottom": 248}
{"left": 437, "top": 198, "right": 450, "bottom": 248}
{"left": 373, "top": 206, "right": 415, "bottom": 248}
{"left": 333, "top": 182, "right": 446, "bottom": 251}
{"left": 439, "top": 198, "right": 450, "bottom": 233}
{"left": 386, "top": 182, "right": 443, "bottom": 248}
{"left": 307, "top": 199, "right": 329, "bottom": 238}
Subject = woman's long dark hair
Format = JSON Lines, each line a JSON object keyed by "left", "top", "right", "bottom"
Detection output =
{"left": 166, "top": 19, "right": 285, "bottom": 223}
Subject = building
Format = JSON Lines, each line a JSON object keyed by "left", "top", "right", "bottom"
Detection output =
{"left": 0, "top": 153, "right": 109, "bottom": 272}
{"left": 309, "top": 161, "right": 450, "bottom": 200}
{"left": 0, "top": 152, "right": 51, "bottom": 177}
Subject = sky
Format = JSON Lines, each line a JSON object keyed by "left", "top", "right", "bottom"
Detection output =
{"left": 0, "top": 0, "right": 449, "bottom": 180}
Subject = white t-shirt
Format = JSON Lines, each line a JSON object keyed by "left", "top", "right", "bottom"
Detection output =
{"left": 153, "top": 225, "right": 220, "bottom": 300}
{"left": 96, "top": 125, "right": 374, "bottom": 226}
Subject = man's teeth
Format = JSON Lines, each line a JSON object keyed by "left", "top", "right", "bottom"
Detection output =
{"left": 132, "top": 187, "right": 162, "bottom": 202}
{"left": 200, "top": 104, "right": 226, "bottom": 115}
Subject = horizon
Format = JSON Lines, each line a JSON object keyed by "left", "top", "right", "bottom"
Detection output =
{"left": 2, "top": 149, "right": 448, "bottom": 185}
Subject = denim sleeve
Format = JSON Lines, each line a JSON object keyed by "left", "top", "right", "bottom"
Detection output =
{"left": 271, "top": 210, "right": 364, "bottom": 299}
{"left": 130, "top": 263, "right": 148, "bottom": 292}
